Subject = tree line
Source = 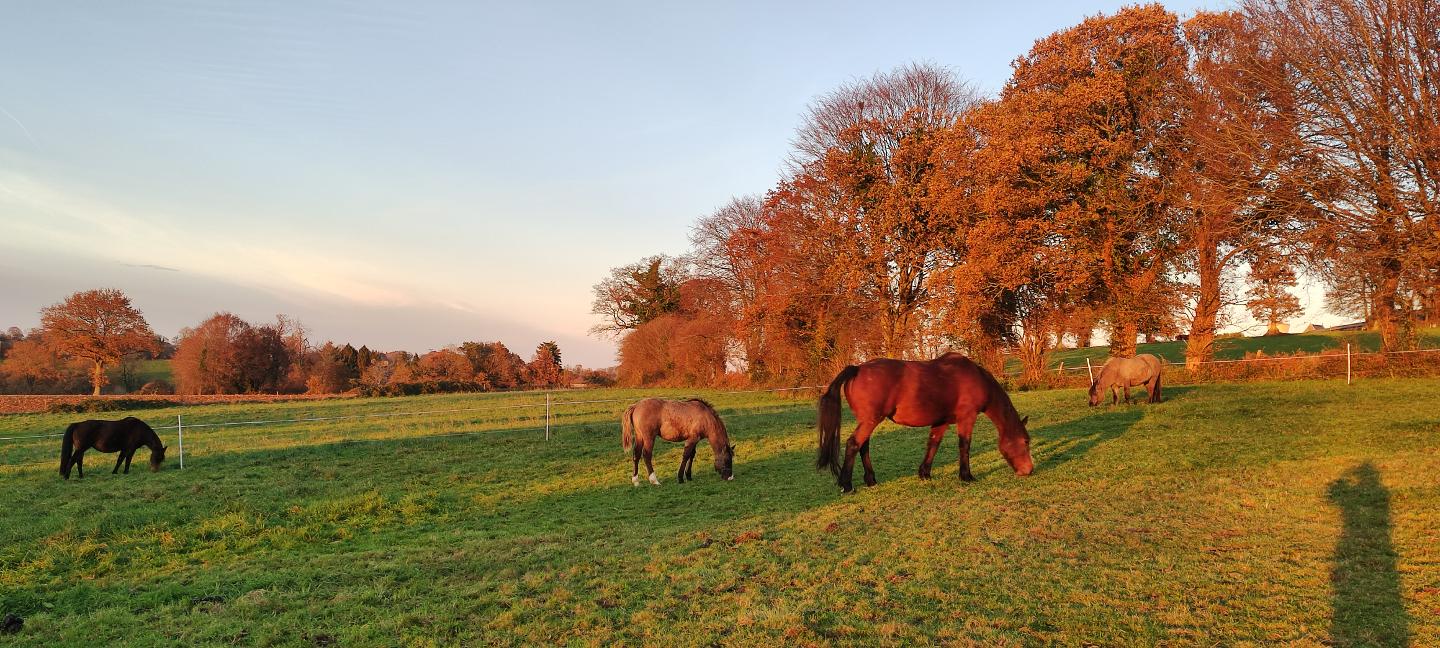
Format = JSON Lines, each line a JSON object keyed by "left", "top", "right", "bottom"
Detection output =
{"left": 0, "top": 289, "right": 613, "bottom": 396}
{"left": 591, "top": 0, "right": 1439, "bottom": 386}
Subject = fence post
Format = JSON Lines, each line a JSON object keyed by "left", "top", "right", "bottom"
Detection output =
{"left": 1057, "top": 361, "right": 1064, "bottom": 375}
{"left": 1085, "top": 357, "right": 1094, "bottom": 383}
{"left": 545, "top": 393, "right": 551, "bottom": 441}
{"left": 176, "top": 414, "right": 185, "bottom": 469}
{"left": 1346, "top": 343, "right": 1352, "bottom": 385}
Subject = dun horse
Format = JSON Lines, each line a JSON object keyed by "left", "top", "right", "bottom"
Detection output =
{"left": 621, "top": 398, "right": 734, "bottom": 486}
{"left": 817, "top": 352, "right": 1034, "bottom": 493}
{"left": 59, "top": 417, "right": 167, "bottom": 479}
{"left": 1088, "top": 354, "right": 1163, "bottom": 406}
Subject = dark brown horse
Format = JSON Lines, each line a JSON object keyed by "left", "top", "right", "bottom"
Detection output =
{"left": 622, "top": 398, "right": 734, "bottom": 486}
{"left": 59, "top": 417, "right": 166, "bottom": 479}
{"left": 817, "top": 352, "right": 1034, "bottom": 493}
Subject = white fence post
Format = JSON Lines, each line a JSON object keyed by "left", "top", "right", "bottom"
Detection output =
{"left": 1346, "top": 343, "right": 1352, "bottom": 385}
{"left": 1085, "top": 357, "right": 1094, "bottom": 383}
{"left": 545, "top": 393, "right": 551, "bottom": 441}
{"left": 177, "top": 414, "right": 185, "bottom": 469}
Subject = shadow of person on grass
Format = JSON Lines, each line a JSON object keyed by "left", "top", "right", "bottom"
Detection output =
{"left": 1328, "top": 462, "right": 1408, "bottom": 647}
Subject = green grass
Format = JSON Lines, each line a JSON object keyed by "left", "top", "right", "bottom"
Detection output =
{"left": 1034, "top": 327, "right": 1440, "bottom": 371}
{"left": 2, "top": 381, "right": 1438, "bottom": 646}
{"left": 106, "top": 359, "right": 173, "bottom": 392}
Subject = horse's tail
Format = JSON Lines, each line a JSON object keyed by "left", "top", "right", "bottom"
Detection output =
{"left": 59, "top": 423, "right": 76, "bottom": 479}
{"left": 1151, "top": 367, "right": 1162, "bottom": 403}
{"left": 817, "top": 365, "right": 860, "bottom": 476}
{"left": 621, "top": 404, "right": 635, "bottom": 451}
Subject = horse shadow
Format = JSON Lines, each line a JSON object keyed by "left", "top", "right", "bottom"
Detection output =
{"left": 1328, "top": 462, "right": 1408, "bottom": 647}
{"left": 1028, "top": 407, "right": 1144, "bottom": 473}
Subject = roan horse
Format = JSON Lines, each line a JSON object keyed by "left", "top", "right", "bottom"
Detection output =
{"left": 59, "top": 417, "right": 167, "bottom": 479}
{"left": 622, "top": 398, "right": 734, "bottom": 486}
{"left": 817, "top": 352, "right": 1034, "bottom": 493}
{"left": 1088, "top": 354, "right": 1163, "bottom": 406}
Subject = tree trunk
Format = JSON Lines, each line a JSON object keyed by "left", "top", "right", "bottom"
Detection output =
{"left": 1370, "top": 259, "right": 1412, "bottom": 352}
{"left": 1108, "top": 319, "right": 1138, "bottom": 358}
{"left": 91, "top": 360, "right": 104, "bottom": 396}
{"left": 1186, "top": 255, "right": 1223, "bottom": 370}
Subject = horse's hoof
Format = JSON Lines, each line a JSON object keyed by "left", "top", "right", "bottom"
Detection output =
{"left": 648, "top": 473, "right": 660, "bottom": 486}
{"left": 960, "top": 474, "right": 977, "bottom": 483}
{"left": 631, "top": 475, "right": 640, "bottom": 487}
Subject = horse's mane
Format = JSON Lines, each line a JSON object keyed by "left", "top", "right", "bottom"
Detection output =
{"left": 686, "top": 398, "right": 718, "bottom": 416}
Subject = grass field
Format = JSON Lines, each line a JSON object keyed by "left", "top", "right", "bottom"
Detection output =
{"left": 2, "top": 380, "right": 1438, "bottom": 646}
{"left": 1037, "top": 327, "right": 1440, "bottom": 371}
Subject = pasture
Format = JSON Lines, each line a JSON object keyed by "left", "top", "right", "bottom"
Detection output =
{"left": 1, "top": 379, "right": 1438, "bottom": 646}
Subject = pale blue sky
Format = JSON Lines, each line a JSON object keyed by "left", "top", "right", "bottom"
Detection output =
{"left": 3, "top": 0, "right": 1330, "bottom": 367}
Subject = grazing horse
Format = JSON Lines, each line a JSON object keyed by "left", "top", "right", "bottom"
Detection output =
{"left": 817, "top": 352, "right": 1034, "bottom": 493}
{"left": 59, "top": 417, "right": 166, "bottom": 479}
{"left": 1088, "top": 354, "right": 1163, "bottom": 406}
{"left": 622, "top": 398, "right": 734, "bottom": 486}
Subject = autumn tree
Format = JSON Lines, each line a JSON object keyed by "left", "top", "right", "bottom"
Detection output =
{"left": 414, "top": 350, "right": 476, "bottom": 384}
{"left": 1174, "top": 10, "right": 1306, "bottom": 368}
{"left": 927, "top": 5, "right": 1190, "bottom": 377}
{"left": 789, "top": 62, "right": 979, "bottom": 357}
{"left": 689, "top": 196, "right": 768, "bottom": 376}
{"left": 172, "top": 313, "right": 293, "bottom": 394}
{"left": 528, "top": 341, "right": 564, "bottom": 388}
{"left": 1245, "top": 0, "right": 1440, "bottom": 350}
{"left": 616, "top": 278, "right": 735, "bottom": 385}
{"left": 0, "top": 334, "right": 87, "bottom": 393}
{"left": 590, "top": 256, "right": 686, "bottom": 336}
{"left": 1245, "top": 255, "right": 1305, "bottom": 335}
{"left": 460, "top": 341, "right": 528, "bottom": 389}
{"left": 40, "top": 289, "right": 159, "bottom": 395}
{"left": 998, "top": 5, "right": 1190, "bottom": 358}
{"left": 172, "top": 313, "right": 249, "bottom": 395}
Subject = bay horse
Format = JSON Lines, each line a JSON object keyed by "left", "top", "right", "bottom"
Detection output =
{"left": 59, "top": 417, "right": 167, "bottom": 479}
{"left": 817, "top": 352, "right": 1033, "bottom": 493}
{"left": 622, "top": 398, "right": 734, "bottom": 486}
{"left": 1088, "top": 354, "right": 1163, "bottom": 406}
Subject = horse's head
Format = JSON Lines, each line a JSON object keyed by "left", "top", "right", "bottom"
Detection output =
{"left": 1087, "top": 380, "right": 1101, "bottom": 406}
{"left": 1000, "top": 415, "right": 1033, "bottom": 476}
{"left": 150, "top": 445, "right": 167, "bottom": 472}
{"left": 714, "top": 444, "right": 735, "bottom": 481}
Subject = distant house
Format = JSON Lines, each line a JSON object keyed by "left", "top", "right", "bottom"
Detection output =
{"left": 1302, "top": 323, "right": 1326, "bottom": 333}
{"left": 1330, "top": 322, "right": 1366, "bottom": 331}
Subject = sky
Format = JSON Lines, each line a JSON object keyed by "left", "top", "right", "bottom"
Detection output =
{"left": 2, "top": 0, "right": 1335, "bottom": 367}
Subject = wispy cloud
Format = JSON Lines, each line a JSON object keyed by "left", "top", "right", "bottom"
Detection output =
{"left": 1, "top": 171, "right": 445, "bottom": 311}
{"left": 0, "top": 104, "right": 38, "bottom": 149}
{"left": 121, "top": 262, "right": 180, "bottom": 272}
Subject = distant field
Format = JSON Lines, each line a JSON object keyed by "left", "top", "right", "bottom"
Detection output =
{"left": 2, "top": 380, "right": 1437, "bottom": 645}
{"left": 1020, "top": 327, "right": 1440, "bottom": 372}
{"left": 107, "top": 359, "right": 173, "bottom": 391}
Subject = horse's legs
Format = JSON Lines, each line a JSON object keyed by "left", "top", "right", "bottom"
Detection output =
{"left": 679, "top": 439, "right": 699, "bottom": 483}
{"left": 112, "top": 451, "right": 125, "bottom": 474}
{"left": 1123, "top": 385, "right": 1132, "bottom": 404}
{"left": 918, "top": 424, "right": 948, "bottom": 479}
{"left": 956, "top": 412, "right": 979, "bottom": 482}
{"left": 124, "top": 449, "right": 134, "bottom": 473}
{"left": 859, "top": 439, "right": 877, "bottom": 487}
{"left": 631, "top": 442, "right": 642, "bottom": 487}
{"left": 838, "top": 421, "right": 879, "bottom": 493}
{"left": 74, "top": 449, "right": 85, "bottom": 479}
{"left": 643, "top": 438, "right": 659, "bottom": 485}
